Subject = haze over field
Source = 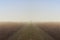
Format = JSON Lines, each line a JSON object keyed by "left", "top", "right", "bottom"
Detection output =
{"left": 0, "top": 0, "right": 60, "bottom": 22}
{"left": 31, "top": 0, "right": 60, "bottom": 22}
{"left": 0, "top": 0, "right": 60, "bottom": 40}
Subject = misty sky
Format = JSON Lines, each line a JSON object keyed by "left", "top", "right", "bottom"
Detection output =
{"left": 0, "top": 0, "right": 60, "bottom": 22}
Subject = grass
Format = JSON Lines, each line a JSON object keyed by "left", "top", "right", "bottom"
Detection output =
{"left": 0, "top": 22, "right": 60, "bottom": 40}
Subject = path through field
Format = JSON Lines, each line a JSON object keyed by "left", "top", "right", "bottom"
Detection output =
{"left": 7, "top": 24, "right": 55, "bottom": 40}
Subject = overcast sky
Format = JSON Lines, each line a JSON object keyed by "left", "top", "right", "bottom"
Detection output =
{"left": 0, "top": 0, "right": 60, "bottom": 22}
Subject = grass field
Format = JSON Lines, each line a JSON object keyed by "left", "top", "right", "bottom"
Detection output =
{"left": 0, "top": 22, "right": 60, "bottom": 40}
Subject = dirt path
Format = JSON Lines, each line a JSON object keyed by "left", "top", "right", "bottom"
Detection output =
{"left": 32, "top": 24, "right": 55, "bottom": 40}
{"left": 8, "top": 24, "right": 55, "bottom": 40}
